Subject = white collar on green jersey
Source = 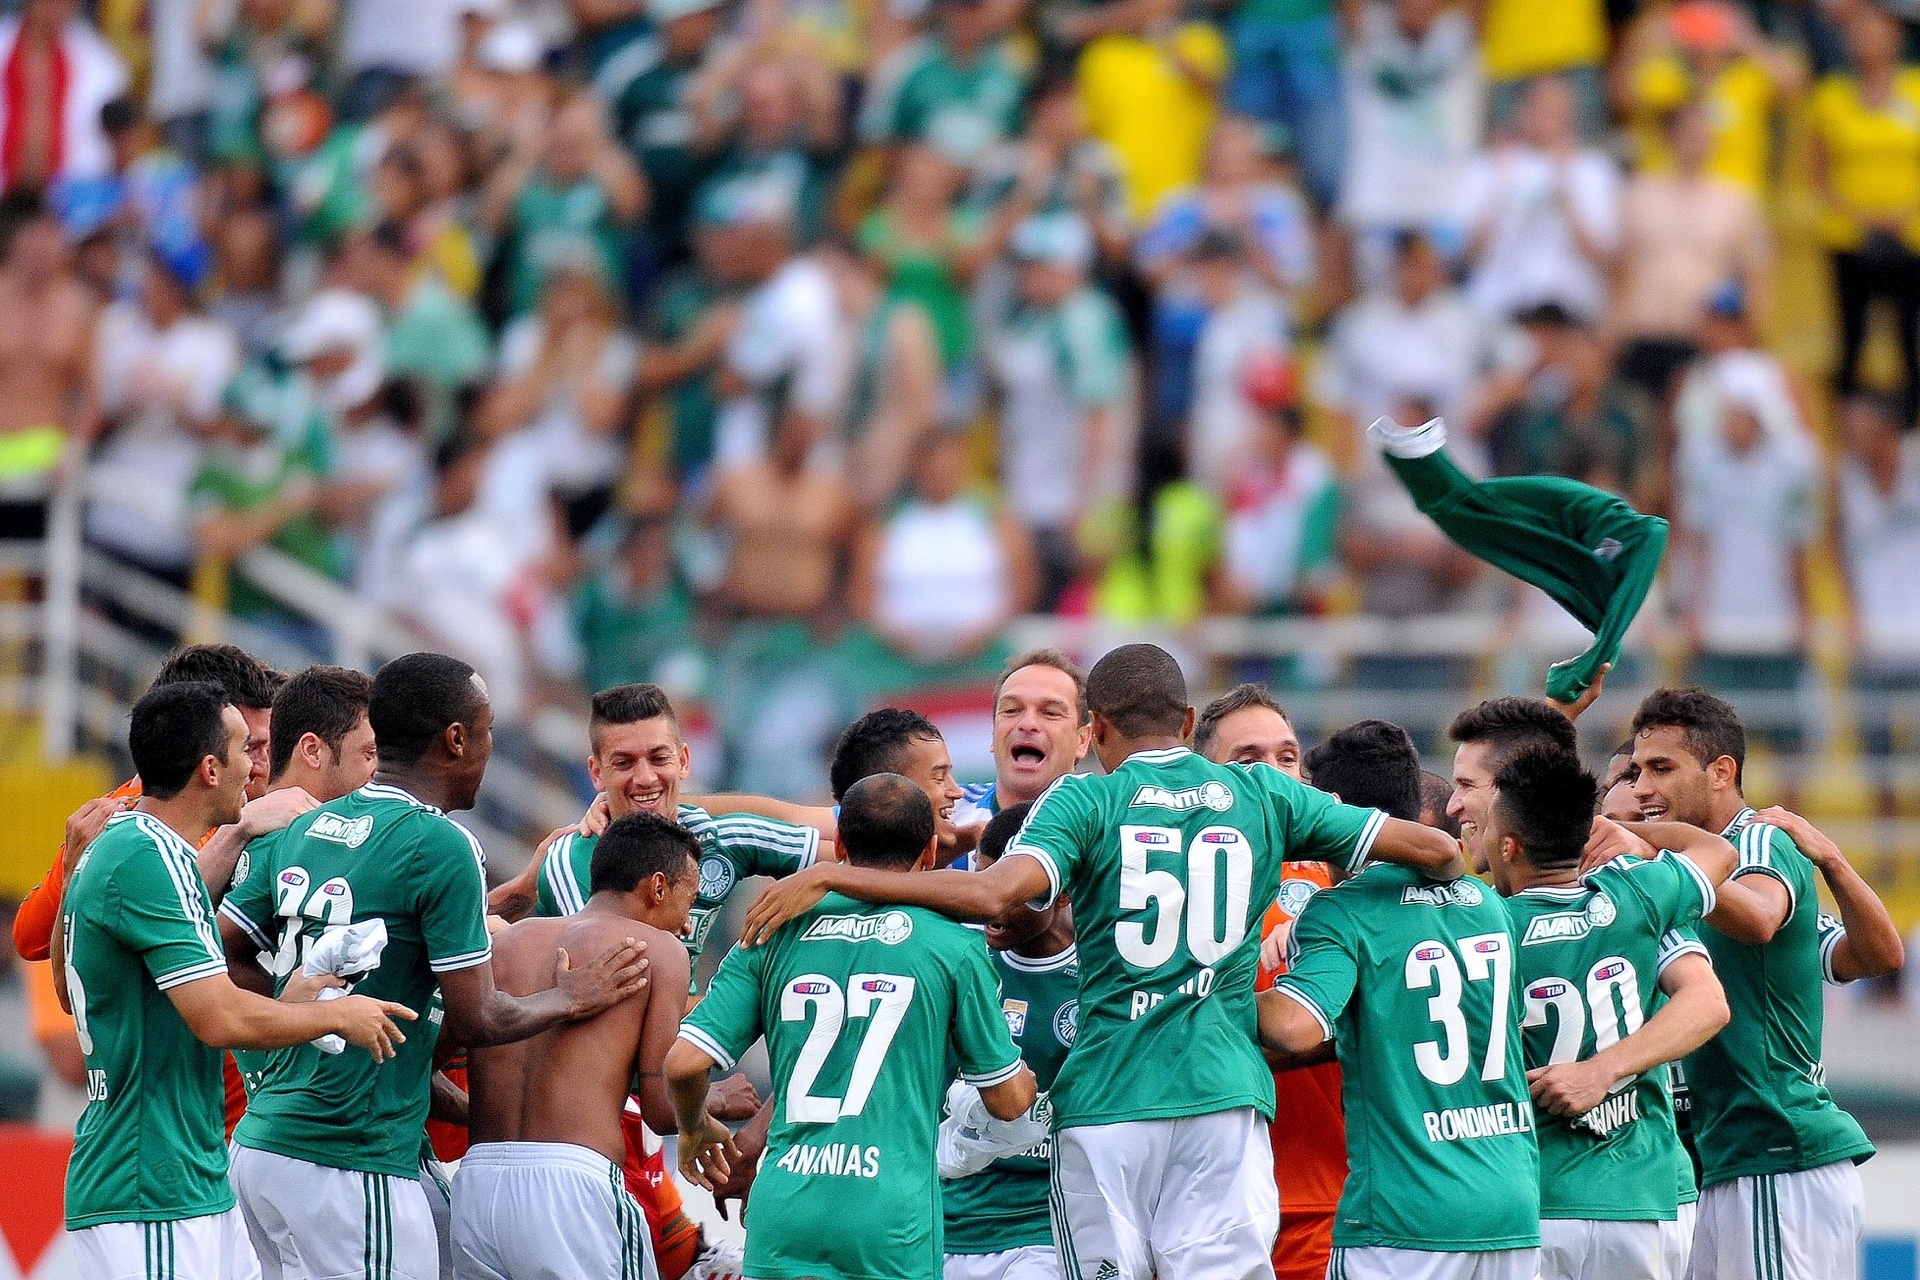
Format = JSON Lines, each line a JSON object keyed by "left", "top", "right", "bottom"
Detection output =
{"left": 1514, "top": 883, "right": 1588, "bottom": 900}
{"left": 1719, "top": 807, "right": 1759, "bottom": 840}
{"left": 1003, "top": 944, "right": 1077, "bottom": 972}
{"left": 359, "top": 781, "right": 444, "bottom": 814}
{"left": 1124, "top": 747, "right": 1193, "bottom": 765}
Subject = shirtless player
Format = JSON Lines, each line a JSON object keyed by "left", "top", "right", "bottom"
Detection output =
{"left": 452, "top": 813, "right": 701, "bottom": 1280}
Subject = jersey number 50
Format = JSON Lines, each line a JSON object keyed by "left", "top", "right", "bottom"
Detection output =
{"left": 1116, "top": 825, "right": 1254, "bottom": 970}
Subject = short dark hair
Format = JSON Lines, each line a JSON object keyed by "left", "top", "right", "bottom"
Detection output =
{"left": 996, "top": 648, "right": 1089, "bottom": 725}
{"left": 1419, "top": 771, "right": 1460, "bottom": 839}
{"left": 1631, "top": 687, "right": 1746, "bottom": 787}
{"left": 589, "top": 683, "right": 679, "bottom": 751}
{"left": 369, "top": 652, "right": 486, "bottom": 767}
{"left": 1192, "top": 684, "right": 1288, "bottom": 759}
{"left": 130, "top": 681, "right": 233, "bottom": 799}
{"left": 1304, "top": 720, "right": 1421, "bottom": 821}
{"left": 976, "top": 801, "right": 1033, "bottom": 866}
{"left": 838, "top": 774, "right": 935, "bottom": 869}
{"left": 154, "top": 643, "right": 285, "bottom": 710}
{"left": 269, "top": 666, "right": 373, "bottom": 781}
{"left": 1086, "top": 644, "right": 1187, "bottom": 738}
{"left": 830, "top": 709, "right": 943, "bottom": 802}
{"left": 1492, "top": 747, "right": 1598, "bottom": 870}
{"left": 1447, "top": 697, "right": 1578, "bottom": 773}
{"left": 590, "top": 812, "right": 701, "bottom": 895}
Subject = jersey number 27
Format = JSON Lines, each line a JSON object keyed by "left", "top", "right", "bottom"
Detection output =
{"left": 781, "top": 973, "right": 916, "bottom": 1124}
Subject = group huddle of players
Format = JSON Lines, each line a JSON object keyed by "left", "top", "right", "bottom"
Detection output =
{"left": 22, "top": 636, "right": 1906, "bottom": 1280}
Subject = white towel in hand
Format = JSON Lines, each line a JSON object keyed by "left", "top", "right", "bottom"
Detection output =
{"left": 302, "top": 919, "right": 389, "bottom": 1053}
{"left": 936, "top": 1080, "right": 1050, "bottom": 1179}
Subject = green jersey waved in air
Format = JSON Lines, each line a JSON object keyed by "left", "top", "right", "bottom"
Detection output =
{"left": 61, "top": 812, "right": 235, "bottom": 1229}
{"left": 1278, "top": 863, "right": 1539, "bottom": 1253}
{"left": 1007, "top": 746, "right": 1384, "bottom": 1129}
{"left": 535, "top": 803, "right": 818, "bottom": 972}
{"left": 680, "top": 892, "right": 1022, "bottom": 1280}
{"left": 219, "top": 782, "right": 492, "bottom": 1178}
{"left": 1506, "top": 851, "right": 1718, "bottom": 1221}
{"left": 941, "top": 945, "right": 1079, "bottom": 1255}
{"left": 1687, "top": 810, "right": 1874, "bottom": 1186}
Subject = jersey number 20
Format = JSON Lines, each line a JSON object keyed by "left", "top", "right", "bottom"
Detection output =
{"left": 1116, "top": 825, "right": 1253, "bottom": 969}
{"left": 781, "top": 973, "right": 916, "bottom": 1124}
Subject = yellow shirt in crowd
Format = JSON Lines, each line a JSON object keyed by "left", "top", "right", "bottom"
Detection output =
{"left": 1631, "top": 55, "right": 1776, "bottom": 196}
{"left": 1809, "top": 68, "right": 1920, "bottom": 252}
{"left": 1078, "top": 22, "right": 1231, "bottom": 221}
{"left": 1481, "top": 0, "right": 1607, "bottom": 81}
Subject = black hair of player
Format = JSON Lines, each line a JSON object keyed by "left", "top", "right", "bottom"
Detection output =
{"left": 131, "top": 681, "right": 233, "bottom": 800}
{"left": 830, "top": 708, "right": 943, "bottom": 802}
{"left": 269, "top": 666, "right": 374, "bottom": 782}
{"left": 1492, "top": 747, "right": 1598, "bottom": 870}
{"left": 369, "top": 652, "right": 485, "bottom": 767}
{"left": 1419, "top": 771, "right": 1461, "bottom": 839}
{"left": 591, "top": 812, "right": 701, "bottom": 896}
{"left": 838, "top": 774, "right": 936, "bottom": 870}
{"left": 996, "top": 648, "right": 1090, "bottom": 725}
{"left": 1631, "top": 686, "right": 1746, "bottom": 788}
{"left": 1447, "top": 696, "right": 1578, "bottom": 772}
{"left": 590, "top": 683, "right": 679, "bottom": 752}
{"left": 976, "top": 801, "right": 1034, "bottom": 867}
{"left": 1192, "top": 683, "right": 1289, "bottom": 759}
{"left": 1085, "top": 643, "right": 1187, "bottom": 739}
{"left": 154, "top": 642, "right": 285, "bottom": 710}
{"left": 1304, "top": 720, "right": 1421, "bottom": 821}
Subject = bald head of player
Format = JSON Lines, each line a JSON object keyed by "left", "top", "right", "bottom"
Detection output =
{"left": 837, "top": 774, "right": 939, "bottom": 872}
{"left": 1084, "top": 644, "right": 1194, "bottom": 773}
{"left": 368, "top": 652, "right": 494, "bottom": 812}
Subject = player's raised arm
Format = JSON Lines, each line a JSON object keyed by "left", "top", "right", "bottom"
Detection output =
{"left": 1756, "top": 806, "right": 1904, "bottom": 982}
{"left": 1365, "top": 817, "right": 1467, "bottom": 879}
{"left": 739, "top": 852, "right": 1052, "bottom": 945}
{"left": 1527, "top": 951, "right": 1729, "bottom": 1118}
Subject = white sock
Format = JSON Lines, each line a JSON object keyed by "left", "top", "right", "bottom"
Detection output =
{"left": 1366, "top": 415, "right": 1448, "bottom": 459}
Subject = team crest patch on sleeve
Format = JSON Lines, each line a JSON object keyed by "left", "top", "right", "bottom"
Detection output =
{"left": 1054, "top": 1000, "right": 1078, "bottom": 1046}
{"left": 1277, "top": 878, "right": 1319, "bottom": 917}
{"left": 309, "top": 814, "right": 374, "bottom": 848}
{"left": 1129, "top": 781, "right": 1234, "bottom": 812}
{"left": 799, "top": 910, "right": 916, "bottom": 944}
{"left": 1003, "top": 998, "right": 1029, "bottom": 1037}
{"left": 698, "top": 855, "right": 736, "bottom": 901}
{"left": 232, "top": 850, "right": 251, "bottom": 885}
{"left": 1585, "top": 893, "right": 1617, "bottom": 927}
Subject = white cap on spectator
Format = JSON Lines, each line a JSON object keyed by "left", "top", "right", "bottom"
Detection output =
{"left": 478, "top": 21, "right": 545, "bottom": 74}
{"left": 282, "top": 289, "right": 383, "bottom": 363}
{"left": 1010, "top": 212, "right": 1093, "bottom": 272}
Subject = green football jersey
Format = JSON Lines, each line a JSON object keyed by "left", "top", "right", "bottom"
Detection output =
{"left": 1277, "top": 864, "right": 1538, "bottom": 1252}
{"left": 61, "top": 811, "right": 235, "bottom": 1228}
{"left": 1506, "top": 851, "right": 1717, "bottom": 1221}
{"left": 942, "top": 944, "right": 1079, "bottom": 1255}
{"left": 219, "top": 782, "right": 488, "bottom": 1178}
{"left": 1008, "top": 747, "right": 1383, "bottom": 1129}
{"left": 228, "top": 825, "right": 291, "bottom": 1097}
{"left": 681, "top": 892, "right": 1022, "bottom": 1280}
{"left": 1686, "top": 809, "right": 1874, "bottom": 1186}
{"left": 534, "top": 802, "right": 818, "bottom": 980}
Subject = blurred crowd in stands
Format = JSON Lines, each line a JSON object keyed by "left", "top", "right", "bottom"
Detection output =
{"left": 0, "top": 0, "right": 1918, "bottom": 791}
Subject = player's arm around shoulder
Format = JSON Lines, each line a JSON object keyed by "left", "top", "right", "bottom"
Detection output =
{"left": 1702, "top": 820, "right": 1799, "bottom": 946}
{"left": 1755, "top": 806, "right": 1905, "bottom": 982}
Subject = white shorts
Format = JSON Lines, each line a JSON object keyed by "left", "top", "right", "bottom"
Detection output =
{"left": 1330, "top": 1246, "right": 1541, "bottom": 1280}
{"left": 1663, "top": 1204, "right": 1697, "bottom": 1279}
{"left": 451, "top": 1141, "right": 658, "bottom": 1280}
{"left": 69, "top": 1209, "right": 263, "bottom": 1280}
{"left": 230, "top": 1144, "right": 439, "bottom": 1280}
{"left": 1689, "top": 1163, "right": 1864, "bottom": 1280}
{"left": 1050, "top": 1107, "right": 1279, "bottom": 1280}
{"left": 945, "top": 1245, "right": 1062, "bottom": 1280}
{"left": 421, "top": 1158, "right": 455, "bottom": 1280}
{"left": 1541, "top": 1217, "right": 1678, "bottom": 1279}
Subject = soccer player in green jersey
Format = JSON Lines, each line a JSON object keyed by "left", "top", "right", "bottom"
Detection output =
{"left": 668, "top": 774, "right": 1038, "bottom": 1280}
{"left": 218, "top": 653, "right": 650, "bottom": 1280}
{"left": 57, "top": 681, "right": 416, "bottom": 1280}
{"left": 1483, "top": 746, "right": 1740, "bottom": 1280}
{"left": 1446, "top": 697, "right": 1581, "bottom": 874}
{"left": 939, "top": 801, "right": 1077, "bottom": 1280}
{"left": 1259, "top": 719, "right": 1538, "bottom": 1280}
{"left": 1628, "top": 688, "right": 1895, "bottom": 1280}
{"left": 742, "top": 644, "right": 1463, "bottom": 1280}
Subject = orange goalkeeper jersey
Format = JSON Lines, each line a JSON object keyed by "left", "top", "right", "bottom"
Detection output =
{"left": 1257, "top": 862, "right": 1348, "bottom": 1217}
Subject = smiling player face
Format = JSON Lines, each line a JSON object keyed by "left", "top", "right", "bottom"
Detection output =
{"left": 992, "top": 664, "right": 1089, "bottom": 804}
{"left": 589, "top": 716, "right": 691, "bottom": 820}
